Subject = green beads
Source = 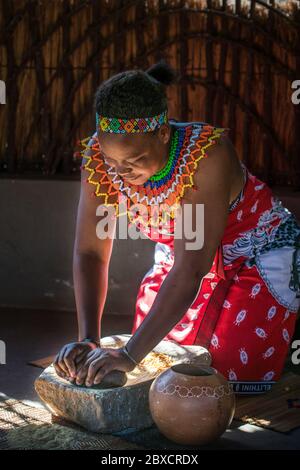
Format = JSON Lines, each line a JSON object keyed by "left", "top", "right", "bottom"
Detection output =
{"left": 149, "top": 130, "right": 179, "bottom": 182}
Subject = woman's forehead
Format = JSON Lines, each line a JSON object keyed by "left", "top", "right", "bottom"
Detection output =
{"left": 98, "top": 130, "right": 151, "bottom": 152}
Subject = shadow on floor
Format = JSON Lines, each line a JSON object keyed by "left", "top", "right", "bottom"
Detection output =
{"left": 0, "top": 307, "right": 132, "bottom": 402}
{"left": 1, "top": 307, "right": 300, "bottom": 450}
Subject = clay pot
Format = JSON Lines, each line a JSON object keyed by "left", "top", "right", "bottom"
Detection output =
{"left": 149, "top": 364, "right": 235, "bottom": 445}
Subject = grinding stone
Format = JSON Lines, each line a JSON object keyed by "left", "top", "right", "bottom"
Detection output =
{"left": 35, "top": 334, "right": 211, "bottom": 433}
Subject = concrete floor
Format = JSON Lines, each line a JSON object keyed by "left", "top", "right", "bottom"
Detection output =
{"left": 0, "top": 307, "right": 300, "bottom": 450}
{"left": 0, "top": 307, "right": 133, "bottom": 402}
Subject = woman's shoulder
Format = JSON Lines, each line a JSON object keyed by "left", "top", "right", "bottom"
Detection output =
{"left": 170, "top": 118, "right": 230, "bottom": 154}
{"left": 179, "top": 121, "right": 235, "bottom": 204}
{"left": 178, "top": 120, "right": 231, "bottom": 166}
{"left": 76, "top": 131, "right": 119, "bottom": 205}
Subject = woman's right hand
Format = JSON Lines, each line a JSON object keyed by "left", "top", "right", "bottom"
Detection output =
{"left": 53, "top": 341, "right": 97, "bottom": 381}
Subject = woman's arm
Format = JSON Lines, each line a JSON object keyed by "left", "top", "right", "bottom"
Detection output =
{"left": 125, "top": 136, "right": 233, "bottom": 362}
{"left": 54, "top": 135, "right": 117, "bottom": 379}
{"left": 73, "top": 138, "right": 117, "bottom": 343}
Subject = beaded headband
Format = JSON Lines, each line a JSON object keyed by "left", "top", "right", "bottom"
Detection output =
{"left": 96, "top": 109, "right": 168, "bottom": 134}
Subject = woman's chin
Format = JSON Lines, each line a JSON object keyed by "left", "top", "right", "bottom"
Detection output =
{"left": 132, "top": 178, "right": 145, "bottom": 185}
{"left": 124, "top": 175, "right": 145, "bottom": 185}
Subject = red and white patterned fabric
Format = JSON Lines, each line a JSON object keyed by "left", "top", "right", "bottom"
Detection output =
{"left": 132, "top": 159, "right": 300, "bottom": 389}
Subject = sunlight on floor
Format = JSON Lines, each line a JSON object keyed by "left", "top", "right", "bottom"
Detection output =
{"left": 237, "top": 424, "right": 266, "bottom": 433}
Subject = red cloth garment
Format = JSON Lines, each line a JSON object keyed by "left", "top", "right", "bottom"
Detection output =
{"left": 132, "top": 160, "right": 300, "bottom": 386}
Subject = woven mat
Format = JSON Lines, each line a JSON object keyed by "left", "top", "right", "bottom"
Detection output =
{"left": 27, "top": 355, "right": 55, "bottom": 369}
{"left": 234, "top": 372, "right": 300, "bottom": 433}
{"left": 0, "top": 394, "right": 216, "bottom": 451}
{"left": 0, "top": 395, "right": 144, "bottom": 450}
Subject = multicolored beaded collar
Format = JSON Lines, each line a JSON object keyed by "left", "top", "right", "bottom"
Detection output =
{"left": 78, "top": 122, "right": 229, "bottom": 229}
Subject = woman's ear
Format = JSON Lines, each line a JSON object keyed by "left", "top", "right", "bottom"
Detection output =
{"left": 157, "top": 123, "right": 172, "bottom": 145}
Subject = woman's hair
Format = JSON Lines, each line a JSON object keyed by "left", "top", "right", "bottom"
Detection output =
{"left": 94, "top": 59, "right": 179, "bottom": 120}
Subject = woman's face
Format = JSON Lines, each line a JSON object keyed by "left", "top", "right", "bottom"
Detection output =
{"left": 97, "top": 123, "right": 174, "bottom": 186}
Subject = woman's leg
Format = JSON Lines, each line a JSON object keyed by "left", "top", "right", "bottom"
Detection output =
{"left": 206, "top": 263, "right": 297, "bottom": 383}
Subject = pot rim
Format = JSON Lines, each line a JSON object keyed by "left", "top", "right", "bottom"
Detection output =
{"left": 170, "top": 364, "right": 217, "bottom": 377}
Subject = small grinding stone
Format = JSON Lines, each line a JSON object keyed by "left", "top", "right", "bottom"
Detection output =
{"left": 76, "top": 370, "right": 127, "bottom": 389}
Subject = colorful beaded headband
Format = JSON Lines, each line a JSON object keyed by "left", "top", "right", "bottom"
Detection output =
{"left": 96, "top": 109, "right": 168, "bottom": 134}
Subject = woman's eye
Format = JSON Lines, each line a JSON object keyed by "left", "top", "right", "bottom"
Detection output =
{"left": 136, "top": 156, "right": 146, "bottom": 162}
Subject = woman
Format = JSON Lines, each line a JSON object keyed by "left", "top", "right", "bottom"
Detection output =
{"left": 54, "top": 61, "right": 300, "bottom": 393}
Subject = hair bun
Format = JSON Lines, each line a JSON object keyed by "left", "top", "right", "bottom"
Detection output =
{"left": 145, "top": 60, "right": 178, "bottom": 86}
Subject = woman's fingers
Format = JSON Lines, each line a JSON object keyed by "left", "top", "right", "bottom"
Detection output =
{"left": 53, "top": 343, "right": 100, "bottom": 381}
{"left": 57, "top": 347, "right": 69, "bottom": 376}
{"left": 53, "top": 355, "right": 67, "bottom": 379}
{"left": 74, "top": 349, "right": 100, "bottom": 378}
{"left": 85, "top": 357, "right": 106, "bottom": 386}
{"left": 53, "top": 346, "right": 129, "bottom": 387}
{"left": 55, "top": 369, "right": 66, "bottom": 379}
{"left": 93, "top": 367, "right": 111, "bottom": 385}
{"left": 57, "top": 348, "right": 114, "bottom": 387}
{"left": 76, "top": 347, "right": 93, "bottom": 365}
{"left": 75, "top": 353, "right": 97, "bottom": 385}
{"left": 53, "top": 353, "right": 61, "bottom": 372}
{"left": 75, "top": 349, "right": 87, "bottom": 364}
{"left": 63, "top": 348, "right": 78, "bottom": 378}
{"left": 74, "top": 353, "right": 89, "bottom": 372}
{"left": 66, "top": 376, "right": 76, "bottom": 384}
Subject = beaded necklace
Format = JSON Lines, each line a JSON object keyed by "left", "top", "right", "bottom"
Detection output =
{"left": 145, "top": 129, "right": 182, "bottom": 188}
{"left": 78, "top": 123, "right": 229, "bottom": 230}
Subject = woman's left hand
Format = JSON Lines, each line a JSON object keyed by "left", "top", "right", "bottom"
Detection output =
{"left": 74, "top": 347, "right": 137, "bottom": 387}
